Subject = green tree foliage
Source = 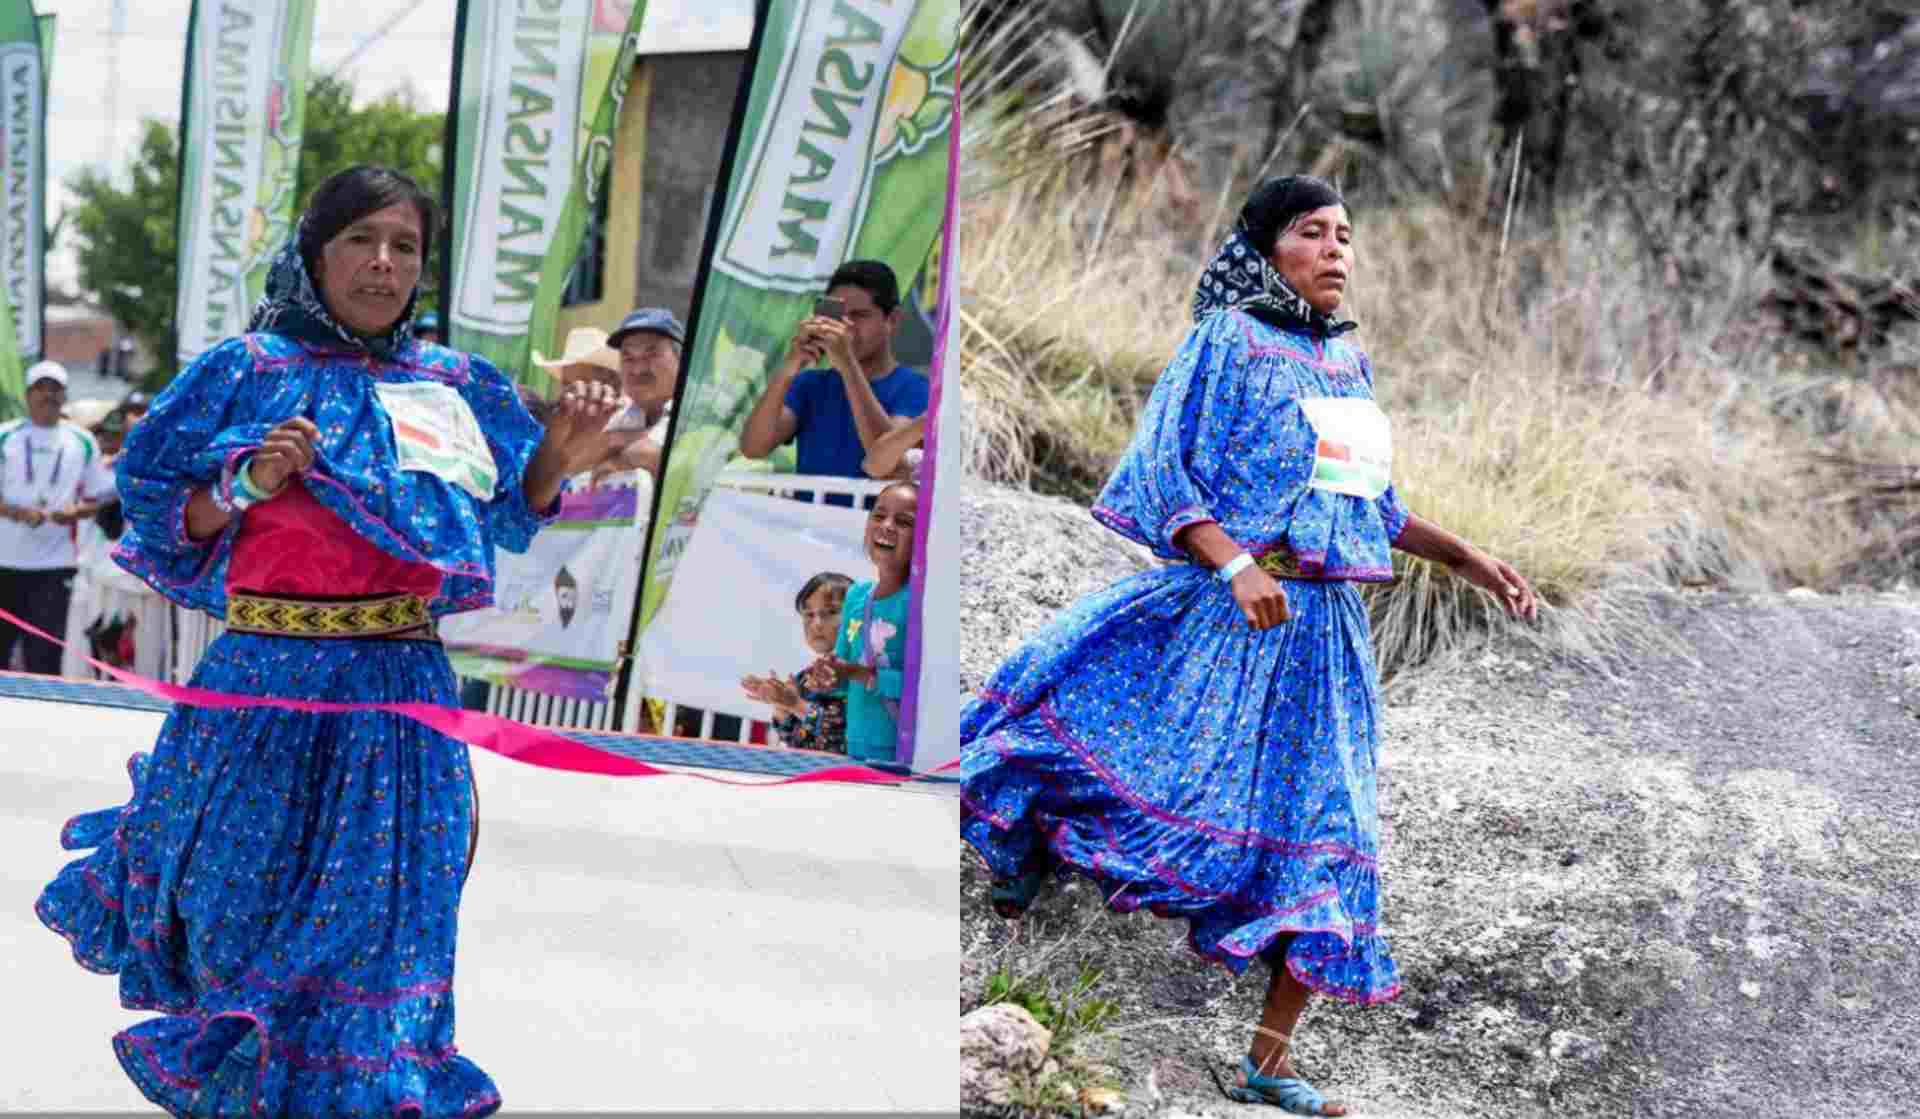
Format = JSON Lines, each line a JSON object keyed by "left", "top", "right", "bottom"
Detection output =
{"left": 67, "top": 75, "right": 444, "bottom": 387}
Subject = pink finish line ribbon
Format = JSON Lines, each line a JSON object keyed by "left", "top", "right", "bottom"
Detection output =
{"left": 0, "top": 604, "right": 954, "bottom": 788}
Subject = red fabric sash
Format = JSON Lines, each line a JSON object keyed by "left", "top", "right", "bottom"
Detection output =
{"left": 0, "top": 604, "right": 953, "bottom": 788}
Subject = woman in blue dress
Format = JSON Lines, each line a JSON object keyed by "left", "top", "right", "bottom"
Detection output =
{"left": 961, "top": 176, "right": 1538, "bottom": 1116}
{"left": 35, "top": 165, "right": 616, "bottom": 1117}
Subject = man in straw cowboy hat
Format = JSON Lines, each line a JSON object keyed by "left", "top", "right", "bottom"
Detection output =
{"left": 533, "top": 325, "right": 625, "bottom": 396}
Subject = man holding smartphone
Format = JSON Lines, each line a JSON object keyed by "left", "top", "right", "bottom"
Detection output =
{"left": 738, "top": 260, "right": 929, "bottom": 506}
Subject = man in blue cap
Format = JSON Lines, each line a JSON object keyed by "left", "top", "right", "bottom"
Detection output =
{"left": 737, "top": 261, "right": 928, "bottom": 506}
{"left": 590, "top": 306, "right": 685, "bottom": 484}
{"left": 416, "top": 310, "right": 444, "bottom": 345}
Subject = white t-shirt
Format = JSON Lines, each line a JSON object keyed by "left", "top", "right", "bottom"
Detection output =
{"left": 594, "top": 400, "right": 672, "bottom": 511}
{"left": 0, "top": 419, "right": 100, "bottom": 570}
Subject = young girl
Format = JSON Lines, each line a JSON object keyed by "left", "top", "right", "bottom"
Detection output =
{"left": 817, "top": 480, "right": 917, "bottom": 765}
{"left": 741, "top": 571, "right": 853, "bottom": 754}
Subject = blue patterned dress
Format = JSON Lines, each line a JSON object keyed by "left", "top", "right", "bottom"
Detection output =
{"left": 961, "top": 305, "right": 1409, "bottom": 1005}
{"left": 35, "top": 246, "right": 555, "bottom": 1116}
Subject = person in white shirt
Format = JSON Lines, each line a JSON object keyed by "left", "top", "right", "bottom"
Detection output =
{"left": 588, "top": 307, "right": 682, "bottom": 491}
{"left": 0, "top": 362, "right": 103, "bottom": 674}
{"left": 61, "top": 407, "right": 174, "bottom": 679}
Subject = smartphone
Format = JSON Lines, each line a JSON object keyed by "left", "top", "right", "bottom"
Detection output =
{"left": 813, "top": 296, "right": 847, "bottom": 321}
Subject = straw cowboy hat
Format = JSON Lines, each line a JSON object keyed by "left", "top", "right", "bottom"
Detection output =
{"left": 532, "top": 326, "right": 622, "bottom": 374}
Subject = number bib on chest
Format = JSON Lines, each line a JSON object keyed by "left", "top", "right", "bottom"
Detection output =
{"left": 373, "top": 381, "right": 500, "bottom": 501}
{"left": 1297, "top": 397, "right": 1393, "bottom": 500}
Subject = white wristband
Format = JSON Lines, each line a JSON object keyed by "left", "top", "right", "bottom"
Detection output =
{"left": 1217, "top": 553, "right": 1255, "bottom": 583}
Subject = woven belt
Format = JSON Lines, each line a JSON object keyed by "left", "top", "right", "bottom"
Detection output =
{"left": 1253, "top": 547, "right": 1310, "bottom": 580}
{"left": 1191, "top": 545, "right": 1330, "bottom": 581}
{"left": 226, "top": 592, "right": 435, "bottom": 640}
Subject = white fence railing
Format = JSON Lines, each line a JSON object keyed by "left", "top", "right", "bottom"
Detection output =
{"left": 163, "top": 471, "right": 891, "bottom": 743}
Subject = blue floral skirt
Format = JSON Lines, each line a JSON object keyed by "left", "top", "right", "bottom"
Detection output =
{"left": 961, "top": 565, "right": 1401, "bottom": 1004}
{"left": 35, "top": 630, "right": 501, "bottom": 1117}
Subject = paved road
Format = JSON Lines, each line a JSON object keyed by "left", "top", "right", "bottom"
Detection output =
{"left": 2, "top": 694, "right": 959, "bottom": 1112}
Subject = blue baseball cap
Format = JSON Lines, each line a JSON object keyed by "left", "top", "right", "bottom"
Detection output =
{"left": 416, "top": 310, "right": 444, "bottom": 333}
{"left": 608, "top": 307, "right": 686, "bottom": 348}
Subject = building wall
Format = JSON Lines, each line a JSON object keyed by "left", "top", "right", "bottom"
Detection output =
{"left": 556, "top": 52, "right": 747, "bottom": 339}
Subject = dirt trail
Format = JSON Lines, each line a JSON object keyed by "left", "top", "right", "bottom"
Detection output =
{"left": 960, "top": 486, "right": 1920, "bottom": 1118}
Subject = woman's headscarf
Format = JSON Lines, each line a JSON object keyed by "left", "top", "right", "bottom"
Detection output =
{"left": 1192, "top": 175, "right": 1356, "bottom": 337}
{"left": 246, "top": 217, "right": 422, "bottom": 360}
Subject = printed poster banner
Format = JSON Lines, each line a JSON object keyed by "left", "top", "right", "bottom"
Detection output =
{"left": 440, "top": 483, "right": 647, "bottom": 702}
{"left": 641, "top": 0, "right": 958, "bottom": 603}
{"left": 635, "top": 0, "right": 958, "bottom": 754}
{"left": 173, "top": 0, "right": 317, "bottom": 365}
{"left": 0, "top": 0, "right": 46, "bottom": 418}
{"left": 447, "top": 0, "right": 647, "bottom": 395}
{"left": 637, "top": 486, "right": 870, "bottom": 728}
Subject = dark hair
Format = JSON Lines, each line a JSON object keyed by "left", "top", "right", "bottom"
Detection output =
{"left": 795, "top": 571, "right": 854, "bottom": 613}
{"left": 1238, "top": 175, "right": 1347, "bottom": 255}
{"left": 828, "top": 259, "right": 901, "bottom": 313}
{"left": 298, "top": 165, "right": 441, "bottom": 277}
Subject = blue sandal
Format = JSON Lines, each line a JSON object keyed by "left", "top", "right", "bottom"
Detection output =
{"left": 1226, "top": 1055, "right": 1339, "bottom": 1115}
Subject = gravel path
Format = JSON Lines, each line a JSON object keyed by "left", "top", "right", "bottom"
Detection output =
{"left": 959, "top": 484, "right": 1920, "bottom": 1118}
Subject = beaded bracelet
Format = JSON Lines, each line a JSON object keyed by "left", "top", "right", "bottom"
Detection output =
{"left": 234, "top": 457, "right": 280, "bottom": 503}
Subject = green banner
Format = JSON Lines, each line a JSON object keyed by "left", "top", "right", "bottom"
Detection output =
{"left": 446, "top": 0, "right": 649, "bottom": 395}
{"left": 0, "top": 0, "right": 46, "bottom": 421}
{"left": 172, "top": 0, "right": 317, "bottom": 365}
{"left": 636, "top": 0, "right": 958, "bottom": 630}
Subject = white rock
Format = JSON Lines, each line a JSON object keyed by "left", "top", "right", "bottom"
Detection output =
{"left": 960, "top": 1003, "right": 1054, "bottom": 1110}
{"left": 1786, "top": 586, "right": 1820, "bottom": 600}
{"left": 1549, "top": 1030, "right": 1602, "bottom": 1062}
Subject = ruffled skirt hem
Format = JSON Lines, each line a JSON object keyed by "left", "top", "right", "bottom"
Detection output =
{"left": 963, "top": 702, "right": 1402, "bottom": 1006}
{"left": 111, "top": 1013, "right": 502, "bottom": 1119}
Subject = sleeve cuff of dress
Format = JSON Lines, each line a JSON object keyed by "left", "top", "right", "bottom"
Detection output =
{"left": 1383, "top": 501, "right": 1410, "bottom": 546}
{"left": 1161, "top": 507, "right": 1218, "bottom": 553}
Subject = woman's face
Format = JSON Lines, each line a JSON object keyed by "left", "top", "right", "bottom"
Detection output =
{"left": 864, "top": 485, "right": 918, "bottom": 579}
{"left": 314, "top": 202, "right": 425, "bottom": 337}
{"left": 1266, "top": 204, "right": 1353, "bottom": 315}
{"left": 799, "top": 585, "right": 844, "bottom": 656}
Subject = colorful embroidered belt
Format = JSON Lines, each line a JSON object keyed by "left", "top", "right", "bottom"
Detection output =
{"left": 226, "top": 591, "right": 435, "bottom": 640}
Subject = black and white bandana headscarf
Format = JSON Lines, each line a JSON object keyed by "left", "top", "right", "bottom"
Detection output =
{"left": 1192, "top": 175, "right": 1357, "bottom": 338}
{"left": 247, "top": 220, "right": 421, "bottom": 360}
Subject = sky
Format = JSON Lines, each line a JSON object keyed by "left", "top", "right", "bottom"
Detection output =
{"left": 40, "top": 0, "right": 459, "bottom": 293}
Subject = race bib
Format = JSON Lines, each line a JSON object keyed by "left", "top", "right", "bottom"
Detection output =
{"left": 373, "top": 380, "right": 500, "bottom": 501}
{"left": 1297, "top": 397, "right": 1393, "bottom": 500}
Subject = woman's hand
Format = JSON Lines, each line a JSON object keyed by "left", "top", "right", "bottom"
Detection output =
{"left": 540, "top": 380, "right": 621, "bottom": 474}
{"left": 1229, "top": 565, "right": 1291, "bottom": 630}
{"left": 248, "top": 417, "right": 321, "bottom": 494}
{"left": 1455, "top": 548, "right": 1539, "bottom": 621}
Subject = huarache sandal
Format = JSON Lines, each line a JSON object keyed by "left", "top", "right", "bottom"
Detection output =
{"left": 1226, "top": 1055, "right": 1341, "bottom": 1115}
{"left": 989, "top": 866, "right": 1048, "bottom": 918}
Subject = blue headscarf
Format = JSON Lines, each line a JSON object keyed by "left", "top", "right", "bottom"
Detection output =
{"left": 1192, "top": 175, "right": 1357, "bottom": 337}
{"left": 246, "top": 220, "right": 422, "bottom": 360}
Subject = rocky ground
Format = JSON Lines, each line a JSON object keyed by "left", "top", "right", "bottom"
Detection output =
{"left": 958, "top": 483, "right": 1920, "bottom": 1118}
